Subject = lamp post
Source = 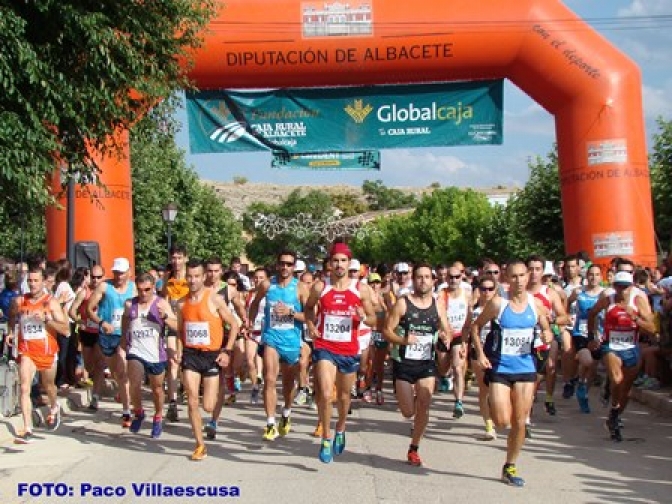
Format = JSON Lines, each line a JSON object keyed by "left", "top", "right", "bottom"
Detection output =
{"left": 161, "top": 202, "right": 178, "bottom": 256}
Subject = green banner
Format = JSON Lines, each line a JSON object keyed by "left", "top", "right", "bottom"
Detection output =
{"left": 186, "top": 80, "right": 502, "bottom": 154}
{"left": 271, "top": 151, "right": 380, "bottom": 170}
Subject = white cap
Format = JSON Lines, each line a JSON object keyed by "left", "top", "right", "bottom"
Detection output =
{"left": 613, "top": 271, "right": 633, "bottom": 285}
{"left": 349, "top": 259, "right": 361, "bottom": 271}
{"left": 295, "top": 259, "right": 306, "bottom": 272}
{"left": 111, "top": 257, "right": 130, "bottom": 273}
{"left": 542, "top": 260, "right": 555, "bottom": 277}
{"left": 396, "top": 262, "right": 410, "bottom": 273}
{"left": 239, "top": 274, "right": 251, "bottom": 291}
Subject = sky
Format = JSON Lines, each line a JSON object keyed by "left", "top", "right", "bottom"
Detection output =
{"left": 174, "top": 0, "right": 672, "bottom": 189}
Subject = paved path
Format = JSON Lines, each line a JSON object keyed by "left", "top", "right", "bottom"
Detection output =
{"left": 1, "top": 384, "right": 671, "bottom": 503}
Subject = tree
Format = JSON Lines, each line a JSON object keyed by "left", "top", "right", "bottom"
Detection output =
{"left": 650, "top": 117, "right": 672, "bottom": 252}
{"left": 130, "top": 101, "right": 244, "bottom": 271}
{"left": 506, "top": 149, "right": 564, "bottom": 258}
{"left": 362, "top": 179, "right": 417, "bottom": 210}
{"left": 330, "top": 192, "right": 368, "bottom": 217}
{"left": 0, "top": 1, "right": 215, "bottom": 206}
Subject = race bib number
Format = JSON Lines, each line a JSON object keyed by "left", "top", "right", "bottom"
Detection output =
{"left": 112, "top": 308, "right": 124, "bottom": 332}
{"left": 21, "top": 316, "right": 47, "bottom": 341}
{"left": 610, "top": 330, "right": 635, "bottom": 350}
{"left": 372, "top": 331, "right": 384, "bottom": 343}
{"left": 501, "top": 328, "right": 533, "bottom": 356}
{"left": 405, "top": 332, "right": 433, "bottom": 361}
{"left": 323, "top": 314, "right": 352, "bottom": 342}
{"left": 577, "top": 320, "right": 588, "bottom": 337}
{"left": 185, "top": 321, "right": 211, "bottom": 346}
{"left": 269, "top": 302, "right": 294, "bottom": 330}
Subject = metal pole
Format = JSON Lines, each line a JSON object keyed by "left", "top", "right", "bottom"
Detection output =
{"left": 66, "top": 178, "right": 75, "bottom": 265}
{"left": 167, "top": 222, "right": 172, "bottom": 259}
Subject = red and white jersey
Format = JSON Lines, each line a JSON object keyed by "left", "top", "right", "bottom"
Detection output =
{"left": 603, "top": 295, "right": 639, "bottom": 350}
{"left": 532, "top": 285, "right": 553, "bottom": 312}
{"left": 315, "top": 279, "right": 362, "bottom": 356}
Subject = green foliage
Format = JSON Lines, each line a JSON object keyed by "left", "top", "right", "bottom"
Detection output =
{"left": 650, "top": 117, "right": 672, "bottom": 251}
{"left": 0, "top": 1, "right": 215, "bottom": 206}
{"left": 351, "top": 188, "right": 493, "bottom": 265}
{"left": 130, "top": 101, "right": 244, "bottom": 271}
{"left": 0, "top": 206, "right": 46, "bottom": 262}
{"left": 233, "top": 176, "right": 248, "bottom": 185}
{"left": 330, "top": 193, "right": 368, "bottom": 217}
{"left": 362, "top": 179, "right": 417, "bottom": 210}
{"left": 243, "top": 189, "right": 337, "bottom": 266}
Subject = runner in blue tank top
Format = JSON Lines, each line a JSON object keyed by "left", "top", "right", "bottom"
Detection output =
{"left": 88, "top": 257, "right": 137, "bottom": 428}
{"left": 248, "top": 250, "right": 310, "bottom": 442}
{"left": 471, "top": 260, "right": 553, "bottom": 488}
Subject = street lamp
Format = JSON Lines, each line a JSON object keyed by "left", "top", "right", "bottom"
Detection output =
{"left": 161, "top": 202, "right": 178, "bottom": 255}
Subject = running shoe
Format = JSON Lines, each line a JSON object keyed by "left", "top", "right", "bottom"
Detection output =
{"left": 525, "top": 424, "right": 532, "bottom": 439}
{"left": 130, "top": 411, "right": 146, "bottom": 433}
{"left": 438, "top": 376, "right": 450, "bottom": 393}
{"left": 376, "top": 390, "right": 384, "bottom": 405}
{"left": 319, "top": 438, "right": 333, "bottom": 463}
{"left": 407, "top": 449, "right": 422, "bottom": 466}
{"left": 233, "top": 377, "right": 241, "bottom": 392}
{"left": 453, "top": 400, "right": 464, "bottom": 419}
{"left": 362, "top": 389, "right": 373, "bottom": 403}
{"left": 643, "top": 377, "right": 661, "bottom": 390}
{"left": 633, "top": 374, "right": 647, "bottom": 387}
{"left": 46, "top": 406, "right": 61, "bottom": 431}
{"left": 576, "top": 383, "right": 590, "bottom": 413}
{"left": 225, "top": 394, "right": 237, "bottom": 405}
{"left": 14, "top": 430, "right": 34, "bottom": 444}
{"left": 191, "top": 444, "right": 207, "bottom": 461}
{"left": 88, "top": 396, "right": 99, "bottom": 412}
{"left": 295, "top": 388, "right": 308, "bottom": 406}
{"left": 606, "top": 414, "right": 623, "bottom": 442}
{"left": 278, "top": 414, "right": 291, "bottom": 436}
{"left": 151, "top": 418, "right": 163, "bottom": 439}
{"left": 483, "top": 428, "right": 497, "bottom": 441}
{"left": 250, "top": 388, "right": 260, "bottom": 405}
{"left": 562, "top": 382, "right": 575, "bottom": 399}
{"left": 205, "top": 420, "right": 217, "bottom": 440}
{"left": 263, "top": 423, "right": 279, "bottom": 441}
{"left": 333, "top": 431, "right": 346, "bottom": 455}
{"left": 166, "top": 402, "right": 178, "bottom": 422}
{"left": 121, "top": 413, "right": 132, "bottom": 429}
{"left": 502, "top": 464, "right": 525, "bottom": 487}
{"left": 544, "top": 400, "right": 557, "bottom": 416}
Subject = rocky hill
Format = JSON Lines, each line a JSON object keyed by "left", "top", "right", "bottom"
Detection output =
{"left": 203, "top": 181, "right": 518, "bottom": 219}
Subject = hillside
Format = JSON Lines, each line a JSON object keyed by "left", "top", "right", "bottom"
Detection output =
{"left": 203, "top": 181, "right": 518, "bottom": 219}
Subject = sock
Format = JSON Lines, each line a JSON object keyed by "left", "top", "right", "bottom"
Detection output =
{"left": 485, "top": 419, "right": 494, "bottom": 432}
{"left": 282, "top": 408, "right": 291, "bottom": 418}
{"left": 122, "top": 409, "right": 131, "bottom": 416}
{"left": 504, "top": 463, "right": 515, "bottom": 470}
{"left": 545, "top": 393, "right": 553, "bottom": 402}
{"left": 134, "top": 408, "right": 144, "bottom": 417}
{"left": 267, "top": 416, "right": 276, "bottom": 426}
{"left": 409, "top": 444, "right": 419, "bottom": 453}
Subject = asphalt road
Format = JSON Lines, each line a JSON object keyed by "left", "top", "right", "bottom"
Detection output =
{"left": 1, "top": 383, "right": 671, "bottom": 504}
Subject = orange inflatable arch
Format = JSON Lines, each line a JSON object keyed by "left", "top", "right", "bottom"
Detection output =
{"left": 47, "top": 0, "right": 656, "bottom": 269}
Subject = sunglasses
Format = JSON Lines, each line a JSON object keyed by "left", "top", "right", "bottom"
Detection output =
{"left": 278, "top": 261, "right": 295, "bottom": 267}
{"left": 480, "top": 286, "right": 496, "bottom": 292}
{"left": 486, "top": 270, "right": 499, "bottom": 275}
{"left": 449, "top": 275, "right": 462, "bottom": 279}
{"left": 92, "top": 275, "right": 103, "bottom": 279}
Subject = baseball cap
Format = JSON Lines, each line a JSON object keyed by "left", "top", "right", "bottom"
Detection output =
{"left": 396, "top": 262, "right": 410, "bottom": 273}
{"left": 613, "top": 271, "right": 633, "bottom": 285}
{"left": 542, "top": 261, "right": 555, "bottom": 277}
{"left": 368, "top": 273, "right": 382, "bottom": 283}
{"left": 295, "top": 259, "right": 306, "bottom": 272}
{"left": 349, "top": 259, "right": 361, "bottom": 271}
{"left": 111, "top": 257, "right": 130, "bottom": 273}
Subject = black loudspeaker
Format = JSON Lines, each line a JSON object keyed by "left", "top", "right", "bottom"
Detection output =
{"left": 73, "top": 241, "right": 100, "bottom": 269}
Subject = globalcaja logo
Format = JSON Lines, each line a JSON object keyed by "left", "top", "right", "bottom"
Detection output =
{"left": 344, "top": 99, "right": 374, "bottom": 124}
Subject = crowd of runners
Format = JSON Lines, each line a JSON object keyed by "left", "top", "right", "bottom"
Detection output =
{"left": 1, "top": 244, "right": 671, "bottom": 488}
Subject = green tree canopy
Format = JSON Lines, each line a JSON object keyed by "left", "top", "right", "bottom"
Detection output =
{"left": 650, "top": 117, "right": 672, "bottom": 252}
{"left": 0, "top": 1, "right": 215, "bottom": 206}
{"left": 362, "top": 179, "right": 418, "bottom": 210}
